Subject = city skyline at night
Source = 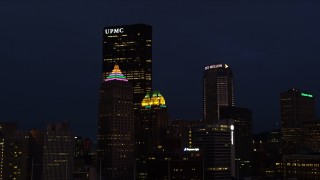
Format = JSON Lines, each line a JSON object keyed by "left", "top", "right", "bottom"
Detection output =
{"left": 0, "top": 1, "right": 320, "bottom": 140}
{"left": 1, "top": 1, "right": 320, "bottom": 179}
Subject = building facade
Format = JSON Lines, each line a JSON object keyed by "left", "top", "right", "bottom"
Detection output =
{"left": 252, "top": 130, "right": 282, "bottom": 179}
{"left": 136, "top": 151, "right": 203, "bottom": 180}
{"left": 276, "top": 155, "right": 320, "bottom": 179}
{"left": 280, "top": 89, "right": 316, "bottom": 154}
{"left": 43, "top": 122, "right": 74, "bottom": 180}
{"left": 203, "top": 63, "right": 234, "bottom": 121}
{"left": 97, "top": 65, "right": 134, "bottom": 179}
{"left": 280, "top": 89, "right": 315, "bottom": 128}
{"left": 0, "top": 123, "right": 30, "bottom": 180}
{"left": 192, "top": 120, "right": 235, "bottom": 179}
{"left": 304, "top": 120, "right": 320, "bottom": 153}
{"left": 136, "top": 90, "right": 168, "bottom": 156}
{"left": 103, "top": 24, "right": 152, "bottom": 109}
{"left": 220, "top": 106, "right": 253, "bottom": 179}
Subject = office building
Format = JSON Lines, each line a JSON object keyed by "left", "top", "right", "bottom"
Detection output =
{"left": 97, "top": 65, "right": 134, "bottom": 179}
{"left": 29, "top": 129, "right": 44, "bottom": 179}
{"left": 220, "top": 106, "right": 253, "bottom": 178}
{"left": 166, "top": 119, "right": 195, "bottom": 151}
{"left": 137, "top": 151, "right": 203, "bottom": 180}
{"left": 280, "top": 89, "right": 316, "bottom": 154}
{"left": 280, "top": 89, "right": 315, "bottom": 128}
{"left": 252, "top": 130, "right": 282, "bottom": 179}
{"left": 203, "top": 63, "right": 234, "bottom": 121}
{"left": 0, "top": 123, "right": 30, "bottom": 180}
{"left": 304, "top": 121, "right": 320, "bottom": 153}
{"left": 276, "top": 155, "right": 320, "bottom": 179}
{"left": 103, "top": 24, "right": 152, "bottom": 109}
{"left": 43, "top": 122, "right": 74, "bottom": 180}
{"left": 192, "top": 120, "right": 235, "bottom": 179}
{"left": 74, "top": 136, "right": 93, "bottom": 171}
{"left": 0, "top": 122, "right": 75, "bottom": 180}
{"left": 136, "top": 90, "right": 168, "bottom": 155}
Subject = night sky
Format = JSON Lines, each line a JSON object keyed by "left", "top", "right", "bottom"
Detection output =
{"left": 0, "top": 1, "right": 319, "bottom": 140}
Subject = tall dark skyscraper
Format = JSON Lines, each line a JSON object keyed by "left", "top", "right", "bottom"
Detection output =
{"left": 203, "top": 63, "right": 234, "bottom": 121}
{"left": 280, "top": 88, "right": 316, "bottom": 154}
{"left": 136, "top": 90, "right": 168, "bottom": 156}
{"left": 280, "top": 89, "right": 315, "bottom": 128}
{"left": 97, "top": 65, "right": 134, "bottom": 179}
{"left": 135, "top": 90, "right": 169, "bottom": 179}
{"left": 103, "top": 24, "right": 152, "bottom": 109}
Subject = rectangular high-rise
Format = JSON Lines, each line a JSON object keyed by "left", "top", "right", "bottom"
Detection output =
{"left": 192, "top": 120, "right": 235, "bottom": 179}
{"left": 103, "top": 24, "right": 152, "bottom": 109}
{"left": 203, "top": 63, "right": 234, "bottom": 121}
{"left": 0, "top": 123, "right": 30, "bottom": 180}
{"left": 280, "top": 88, "right": 316, "bottom": 154}
{"left": 43, "top": 122, "right": 74, "bottom": 180}
{"left": 280, "top": 89, "right": 315, "bottom": 128}
{"left": 220, "top": 106, "right": 253, "bottom": 179}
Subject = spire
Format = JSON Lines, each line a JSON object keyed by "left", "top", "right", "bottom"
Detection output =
{"left": 105, "top": 64, "right": 128, "bottom": 82}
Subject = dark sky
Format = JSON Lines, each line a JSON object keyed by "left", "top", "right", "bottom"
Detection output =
{"left": 0, "top": 1, "right": 319, "bottom": 140}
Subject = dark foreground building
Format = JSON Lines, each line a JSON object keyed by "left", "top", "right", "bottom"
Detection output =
{"left": 192, "top": 120, "right": 235, "bottom": 179}
{"left": 276, "top": 154, "right": 320, "bottom": 179}
{"left": 43, "top": 122, "right": 74, "bottom": 180}
{"left": 97, "top": 65, "right": 134, "bottom": 179}
{"left": 220, "top": 106, "right": 253, "bottom": 179}
{"left": 0, "top": 123, "right": 30, "bottom": 180}
{"left": 103, "top": 24, "right": 152, "bottom": 109}
{"left": 0, "top": 122, "right": 75, "bottom": 180}
{"left": 136, "top": 151, "right": 203, "bottom": 180}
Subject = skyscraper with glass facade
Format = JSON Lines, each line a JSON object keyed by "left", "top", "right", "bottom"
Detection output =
{"left": 103, "top": 24, "right": 152, "bottom": 109}
{"left": 203, "top": 63, "right": 234, "bottom": 121}
{"left": 280, "top": 88, "right": 316, "bottom": 154}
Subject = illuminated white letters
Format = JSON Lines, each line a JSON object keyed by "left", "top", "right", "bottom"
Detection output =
{"left": 105, "top": 28, "right": 124, "bottom": 34}
{"left": 204, "top": 64, "right": 224, "bottom": 70}
{"left": 184, "top": 147, "right": 200, "bottom": 152}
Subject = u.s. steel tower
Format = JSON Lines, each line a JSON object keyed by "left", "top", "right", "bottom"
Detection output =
{"left": 103, "top": 24, "right": 152, "bottom": 109}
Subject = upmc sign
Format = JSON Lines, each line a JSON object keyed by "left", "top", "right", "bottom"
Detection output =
{"left": 105, "top": 28, "right": 124, "bottom": 34}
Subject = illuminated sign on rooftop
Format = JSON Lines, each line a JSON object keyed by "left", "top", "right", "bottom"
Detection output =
{"left": 105, "top": 28, "right": 124, "bottom": 34}
{"left": 301, "top": 93, "right": 313, "bottom": 98}
{"left": 184, "top": 148, "right": 200, "bottom": 152}
{"left": 204, "top": 64, "right": 229, "bottom": 70}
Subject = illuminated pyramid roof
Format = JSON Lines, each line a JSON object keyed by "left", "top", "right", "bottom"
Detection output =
{"left": 105, "top": 64, "right": 128, "bottom": 82}
{"left": 141, "top": 90, "right": 166, "bottom": 108}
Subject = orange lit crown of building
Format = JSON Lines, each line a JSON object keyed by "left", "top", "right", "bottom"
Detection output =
{"left": 141, "top": 90, "right": 166, "bottom": 108}
{"left": 105, "top": 64, "right": 128, "bottom": 82}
